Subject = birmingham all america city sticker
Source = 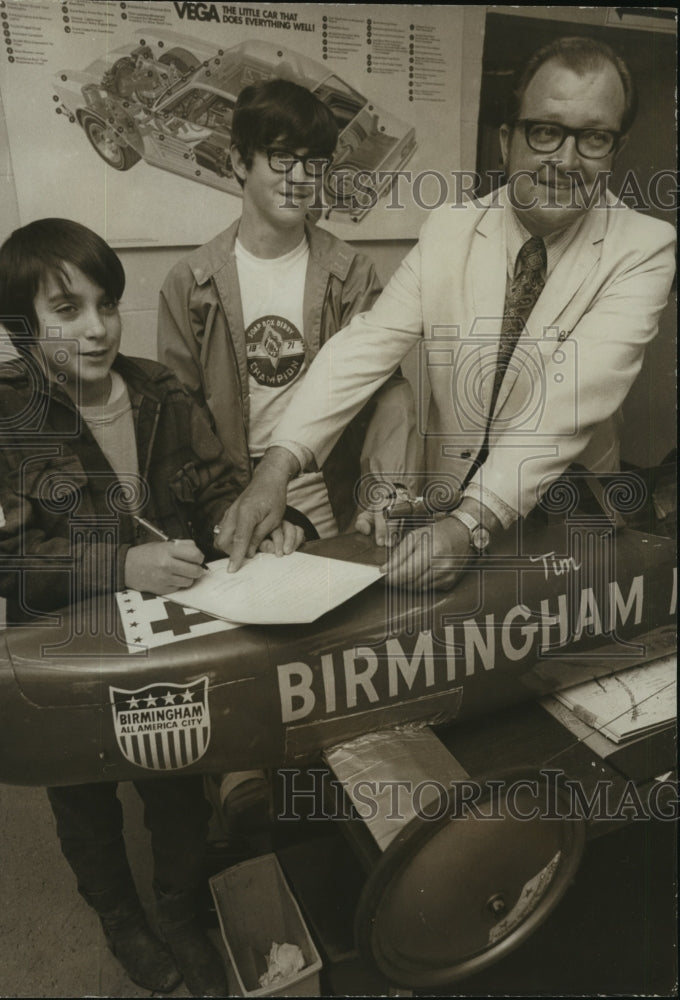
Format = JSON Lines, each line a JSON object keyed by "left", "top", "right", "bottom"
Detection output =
{"left": 110, "top": 677, "right": 210, "bottom": 770}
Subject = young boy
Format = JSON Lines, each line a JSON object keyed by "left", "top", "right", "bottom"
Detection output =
{"left": 158, "top": 78, "right": 415, "bottom": 544}
{"left": 157, "top": 79, "right": 416, "bottom": 826}
{"left": 0, "top": 219, "right": 297, "bottom": 996}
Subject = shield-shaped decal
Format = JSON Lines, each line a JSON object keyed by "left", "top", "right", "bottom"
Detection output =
{"left": 109, "top": 677, "right": 210, "bottom": 771}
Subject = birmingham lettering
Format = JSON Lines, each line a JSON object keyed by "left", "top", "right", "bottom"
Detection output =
{"left": 277, "top": 574, "right": 652, "bottom": 724}
{"left": 118, "top": 704, "right": 204, "bottom": 734}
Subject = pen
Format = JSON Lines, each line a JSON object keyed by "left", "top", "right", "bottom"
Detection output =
{"left": 133, "top": 515, "right": 209, "bottom": 569}
{"left": 134, "top": 515, "right": 170, "bottom": 541}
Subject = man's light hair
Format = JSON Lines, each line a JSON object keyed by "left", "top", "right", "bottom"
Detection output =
{"left": 509, "top": 36, "right": 637, "bottom": 135}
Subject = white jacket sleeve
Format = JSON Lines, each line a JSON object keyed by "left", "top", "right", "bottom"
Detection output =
{"left": 273, "top": 240, "right": 426, "bottom": 466}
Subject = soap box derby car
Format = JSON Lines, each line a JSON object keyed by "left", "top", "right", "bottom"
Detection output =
{"left": 51, "top": 30, "right": 417, "bottom": 222}
{"left": 0, "top": 511, "right": 675, "bottom": 789}
{"left": 1, "top": 505, "right": 676, "bottom": 988}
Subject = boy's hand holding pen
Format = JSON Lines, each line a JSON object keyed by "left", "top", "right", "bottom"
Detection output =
{"left": 124, "top": 516, "right": 208, "bottom": 596}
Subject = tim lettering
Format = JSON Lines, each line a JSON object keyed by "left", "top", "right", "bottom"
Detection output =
{"left": 530, "top": 550, "right": 582, "bottom": 580}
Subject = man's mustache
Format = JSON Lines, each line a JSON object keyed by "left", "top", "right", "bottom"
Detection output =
{"left": 506, "top": 163, "right": 612, "bottom": 209}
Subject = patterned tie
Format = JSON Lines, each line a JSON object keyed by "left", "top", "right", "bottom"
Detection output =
{"left": 469, "top": 236, "right": 546, "bottom": 480}
{"left": 489, "top": 235, "right": 547, "bottom": 417}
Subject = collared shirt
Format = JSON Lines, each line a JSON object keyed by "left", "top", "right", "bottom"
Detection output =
{"left": 505, "top": 204, "right": 585, "bottom": 280}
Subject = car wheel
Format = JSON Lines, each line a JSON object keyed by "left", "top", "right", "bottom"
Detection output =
{"left": 80, "top": 113, "right": 141, "bottom": 170}
{"left": 158, "top": 48, "right": 200, "bottom": 75}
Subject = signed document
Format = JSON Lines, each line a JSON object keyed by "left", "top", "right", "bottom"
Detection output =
{"left": 164, "top": 552, "right": 384, "bottom": 625}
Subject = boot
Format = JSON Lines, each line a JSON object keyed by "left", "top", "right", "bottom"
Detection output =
{"left": 156, "top": 887, "right": 229, "bottom": 998}
{"left": 97, "top": 897, "right": 182, "bottom": 993}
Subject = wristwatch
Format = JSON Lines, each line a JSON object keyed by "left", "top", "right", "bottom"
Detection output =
{"left": 449, "top": 509, "right": 491, "bottom": 554}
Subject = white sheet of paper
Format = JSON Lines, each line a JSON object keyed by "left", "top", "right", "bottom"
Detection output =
{"left": 164, "top": 552, "right": 384, "bottom": 625}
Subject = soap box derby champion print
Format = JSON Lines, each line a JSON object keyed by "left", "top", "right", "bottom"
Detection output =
{"left": 247, "top": 316, "right": 304, "bottom": 388}
{"left": 51, "top": 30, "right": 417, "bottom": 223}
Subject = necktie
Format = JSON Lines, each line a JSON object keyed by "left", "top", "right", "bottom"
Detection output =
{"left": 489, "top": 235, "right": 547, "bottom": 417}
{"left": 468, "top": 236, "right": 546, "bottom": 481}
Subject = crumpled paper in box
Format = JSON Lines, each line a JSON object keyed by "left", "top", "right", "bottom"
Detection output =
{"left": 258, "top": 941, "right": 305, "bottom": 987}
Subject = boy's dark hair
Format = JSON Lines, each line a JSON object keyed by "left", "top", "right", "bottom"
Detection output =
{"left": 0, "top": 218, "right": 125, "bottom": 356}
{"left": 231, "top": 78, "right": 338, "bottom": 186}
{"left": 508, "top": 36, "right": 637, "bottom": 135}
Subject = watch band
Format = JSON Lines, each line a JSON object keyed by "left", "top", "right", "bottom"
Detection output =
{"left": 449, "top": 509, "right": 491, "bottom": 554}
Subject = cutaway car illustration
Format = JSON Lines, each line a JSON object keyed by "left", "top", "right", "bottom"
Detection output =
{"left": 51, "top": 32, "right": 417, "bottom": 222}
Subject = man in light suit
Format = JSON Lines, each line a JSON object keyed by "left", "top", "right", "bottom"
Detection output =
{"left": 216, "top": 36, "right": 676, "bottom": 590}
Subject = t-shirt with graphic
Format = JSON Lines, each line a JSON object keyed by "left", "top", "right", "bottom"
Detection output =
{"left": 235, "top": 236, "right": 337, "bottom": 538}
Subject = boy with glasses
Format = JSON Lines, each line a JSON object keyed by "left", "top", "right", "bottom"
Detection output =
{"left": 158, "top": 78, "right": 414, "bottom": 828}
{"left": 158, "top": 77, "right": 414, "bottom": 546}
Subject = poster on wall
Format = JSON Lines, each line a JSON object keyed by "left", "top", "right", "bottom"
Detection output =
{"left": 0, "top": 0, "right": 480, "bottom": 245}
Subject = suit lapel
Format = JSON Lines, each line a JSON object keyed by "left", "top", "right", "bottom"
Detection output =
{"left": 467, "top": 197, "right": 507, "bottom": 423}
{"left": 494, "top": 205, "right": 606, "bottom": 416}
{"left": 470, "top": 194, "right": 507, "bottom": 334}
{"left": 529, "top": 208, "right": 604, "bottom": 344}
